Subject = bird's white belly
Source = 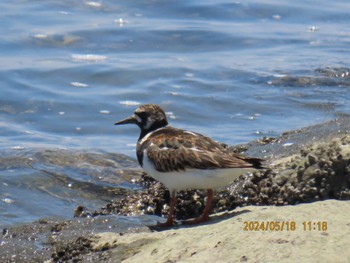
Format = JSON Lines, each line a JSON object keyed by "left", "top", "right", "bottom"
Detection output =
{"left": 142, "top": 156, "right": 254, "bottom": 192}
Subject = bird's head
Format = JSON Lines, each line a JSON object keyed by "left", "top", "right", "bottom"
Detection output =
{"left": 115, "top": 104, "right": 168, "bottom": 138}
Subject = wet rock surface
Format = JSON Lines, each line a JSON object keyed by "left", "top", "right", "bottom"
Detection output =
{"left": 1, "top": 117, "right": 350, "bottom": 262}
{"left": 0, "top": 216, "right": 153, "bottom": 262}
{"left": 266, "top": 67, "right": 350, "bottom": 88}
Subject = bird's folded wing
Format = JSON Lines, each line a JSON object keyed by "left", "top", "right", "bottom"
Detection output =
{"left": 146, "top": 143, "right": 258, "bottom": 172}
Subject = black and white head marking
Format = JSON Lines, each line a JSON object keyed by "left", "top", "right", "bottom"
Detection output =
{"left": 115, "top": 104, "right": 169, "bottom": 141}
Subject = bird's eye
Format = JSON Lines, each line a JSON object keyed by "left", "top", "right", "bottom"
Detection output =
{"left": 137, "top": 112, "right": 148, "bottom": 119}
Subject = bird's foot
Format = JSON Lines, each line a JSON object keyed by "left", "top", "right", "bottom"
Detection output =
{"left": 182, "top": 215, "right": 210, "bottom": 225}
{"left": 156, "top": 219, "right": 177, "bottom": 227}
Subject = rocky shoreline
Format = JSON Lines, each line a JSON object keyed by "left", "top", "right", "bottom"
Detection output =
{"left": 92, "top": 118, "right": 350, "bottom": 222}
{"left": 1, "top": 117, "right": 350, "bottom": 262}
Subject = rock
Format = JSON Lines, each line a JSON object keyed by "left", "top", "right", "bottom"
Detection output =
{"left": 89, "top": 200, "right": 350, "bottom": 263}
{"left": 274, "top": 171, "right": 291, "bottom": 186}
{"left": 308, "top": 154, "right": 318, "bottom": 165}
{"left": 92, "top": 135, "right": 350, "bottom": 219}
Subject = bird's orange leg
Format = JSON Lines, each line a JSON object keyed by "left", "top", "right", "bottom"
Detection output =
{"left": 182, "top": 189, "right": 213, "bottom": 225}
{"left": 157, "top": 192, "right": 177, "bottom": 227}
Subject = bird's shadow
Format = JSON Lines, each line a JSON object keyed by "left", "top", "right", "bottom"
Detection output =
{"left": 148, "top": 209, "right": 251, "bottom": 232}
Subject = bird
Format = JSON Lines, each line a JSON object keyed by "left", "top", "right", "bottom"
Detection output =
{"left": 115, "top": 104, "right": 264, "bottom": 227}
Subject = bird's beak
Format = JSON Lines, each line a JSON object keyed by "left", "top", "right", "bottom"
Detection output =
{"left": 114, "top": 114, "right": 137, "bottom": 125}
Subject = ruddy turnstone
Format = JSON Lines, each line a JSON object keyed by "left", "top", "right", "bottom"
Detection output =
{"left": 115, "top": 104, "right": 263, "bottom": 226}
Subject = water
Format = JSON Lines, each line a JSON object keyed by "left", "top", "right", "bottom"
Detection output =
{"left": 1, "top": 0, "right": 350, "bottom": 226}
